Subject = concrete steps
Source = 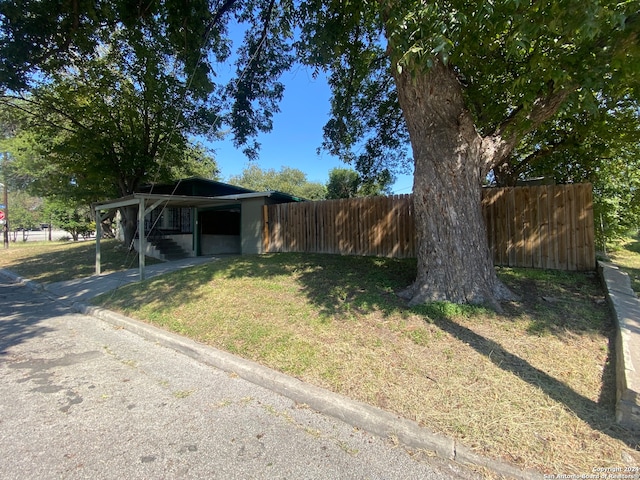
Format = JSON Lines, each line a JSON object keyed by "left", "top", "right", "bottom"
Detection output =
{"left": 148, "top": 236, "right": 189, "bottom": 261}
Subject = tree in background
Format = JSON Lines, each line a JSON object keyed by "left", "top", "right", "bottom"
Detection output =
{"left": 0, "top": 29, "right": 221, "bottom": 246}
{"left": 5, "top": 190, "right": 44, "bottom": 241}
{"left": 2, "top": 1, "right": 638, "bottom": 307}
{"left": 326, "top": 168, "right": 359, "bottom": 199}
{"left": 44, "top": 198, "right": 95, "bottom": 242}
{"left": 326, "top": 168, "right": 393, "bottom": 199}
{"left": 514, "top": 98, "right": 640, "bottom": 248}
{"left": 228, "top": 164, "right": 326, "bottom": 200}
{"left": 0, "top": 0, "right": 231, "bottom": 247}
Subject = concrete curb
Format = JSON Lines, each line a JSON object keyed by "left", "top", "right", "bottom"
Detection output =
{"left": 597, "top": 261, "right": 640, "bottom": 430}
{"left": 75, "top": 303, "right": 540, "bottom": 480}
{"left": 1, "top": 268, "right": 540, "bottom": 479}
{"left": 0, "top": 268, "right": 45, "bottom": 293}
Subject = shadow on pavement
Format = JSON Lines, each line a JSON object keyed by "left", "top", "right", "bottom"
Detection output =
{"left": 0, "top": 279, "right": 71, "bottom": 355}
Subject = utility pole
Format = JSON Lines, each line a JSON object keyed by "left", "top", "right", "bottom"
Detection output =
{"left": 2, "top": 152, "right": 8, "bottom": 249}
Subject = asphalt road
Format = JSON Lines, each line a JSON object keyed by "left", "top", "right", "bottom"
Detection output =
{"left": 0, "top": 277, "right": 475, "bottom": 480}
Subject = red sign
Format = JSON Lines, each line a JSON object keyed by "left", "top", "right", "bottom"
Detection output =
{"left": 0, "top": 211, "right": 5, "bottom": 221}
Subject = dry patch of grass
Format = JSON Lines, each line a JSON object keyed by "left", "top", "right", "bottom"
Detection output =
{"left": 93, "top": 253, "right": 640, "bottom": 475}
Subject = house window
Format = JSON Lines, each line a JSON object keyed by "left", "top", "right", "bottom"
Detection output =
{"left": 146, "top": 208, "right": 192, "bottom": 234}
{"left": 201, "top": 210, "right": 240, "bottom": 235}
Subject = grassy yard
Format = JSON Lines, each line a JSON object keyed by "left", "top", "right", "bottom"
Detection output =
{"left": 0, "top": 238, "right": 161, "bottom": 283}
{"left": 1, "top": 239, "right": 639, "bottom": 475}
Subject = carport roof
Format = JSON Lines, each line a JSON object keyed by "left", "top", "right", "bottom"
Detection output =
{"left": 93, "top": 191, "right": 286, "bottom": 211}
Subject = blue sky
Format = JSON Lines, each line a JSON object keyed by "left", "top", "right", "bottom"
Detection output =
{"left": 210, "top": 65, "right": 415, "bottom": 195}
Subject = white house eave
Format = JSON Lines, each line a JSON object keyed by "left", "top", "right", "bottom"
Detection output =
{"left": 213, "top": 191, "right": 273, "bottom": 200}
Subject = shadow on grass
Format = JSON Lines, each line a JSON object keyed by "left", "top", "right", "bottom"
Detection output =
{"left": 99, "top": 253, "right": 415, "bottom": 317}
{"left": 415, "top": 304, "right": 639, "bottom": 448}
{"left": 219, "top": 253, "right": 416, "bottom": 317}
{"left": 108, "top": 252, "right": 411, "bottom": 314}
{"left": 497, "top": 268, "right": 609, "bottom": 337}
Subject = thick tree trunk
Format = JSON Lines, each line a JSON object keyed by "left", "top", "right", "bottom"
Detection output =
{"left": 393, "top": 60, "right": 515, "bottom": 308}
{"left": 120, "top": 205, "right": 138, "bottom": 250}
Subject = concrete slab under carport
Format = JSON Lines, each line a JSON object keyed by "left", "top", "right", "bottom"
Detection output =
{"left": 598, "top": 261, "right": 640, "bottom": 430}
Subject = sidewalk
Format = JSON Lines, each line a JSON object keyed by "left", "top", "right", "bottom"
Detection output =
{"left": 25, "top": 256, "right": 217, "bottom": 304}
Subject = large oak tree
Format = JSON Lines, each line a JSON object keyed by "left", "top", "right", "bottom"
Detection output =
{"left": 298, "top": 0, "right": 639, "bottom": 307}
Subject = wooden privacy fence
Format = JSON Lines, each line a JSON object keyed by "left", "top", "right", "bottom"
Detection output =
{"left": 264, "top": 195, "right": 415, "bottom": 258}
{"left": 263, "top": 183, "right": 596, "bottom": 271}
{"left": 482, "top": 184, "right": 595, "bottom": 270}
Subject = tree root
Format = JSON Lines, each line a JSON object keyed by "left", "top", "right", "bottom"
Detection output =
{"left": 398, "top": 278, "right": 519, "bottom": 313}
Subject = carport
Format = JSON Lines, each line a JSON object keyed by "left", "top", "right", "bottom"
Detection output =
{"left": 93, "top": 191, "right": 276, "bottom": 281}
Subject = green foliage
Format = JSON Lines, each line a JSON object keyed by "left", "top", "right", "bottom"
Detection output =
{"left": 171, "top": 144, "right": 221, "bottom": 181}
{"left": 228, "top": 164, "right": 326, "bottom": 199}
{"left": 44, "top": 197, "right": 94, "bottom": 242}
{"left": 226, "top": 1, "right": 296, "bottom": 159}
{"left": 414, "top": 301, "right": 491, "bottom": 321}
{"left": 0, "top": 0, "right": 294, "bottom": 201}
{"left": 297, "top": 0, "right": 412, "bottom": 179}
{"left": 29, "top": 38, "right": 214, "bottom": 192}
{"left": 4, "top": 190, "right": 44, "bottom": 234}
{"left": 0, "top": 21, "right": 224, "bottom": 251}
{"left": 299, "top": 0, "right": 638, "bottom": 180}
{"left": 325, "top": 167, "right": 393, "bottom": 199}
{"left": 0, "top": 0, "right": 295, "bottom": 160}
{"left": 0, "top": 0, "right": 230, "bottom": 94}
{"left": 326, "top": 168, "right": 360, "bottom": 199}
{"left": 515, "top": 97, "right": 640, "bottom": 246}
{"left": 382, "top": 1, "right": 637, "bottom": 131}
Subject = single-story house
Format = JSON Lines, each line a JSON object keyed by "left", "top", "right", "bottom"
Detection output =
{"left": 93, "top": 177, "right": 303, "bottom": 278}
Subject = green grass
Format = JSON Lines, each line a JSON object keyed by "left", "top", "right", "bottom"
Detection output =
{"left": 609, "top": 233, "right": 640, "bottom": 296}
{"left": 0, "top": 238, "right": 161, "bottom": 283}
{"left": 91, "top": 252, "right": 636, "bottom": 475}
{"left": 1, "top": 241, "right": 637, "bottom": 475}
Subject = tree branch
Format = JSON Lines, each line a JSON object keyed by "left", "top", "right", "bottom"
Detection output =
{"left": 484, "top": 84, "right": 576, "bottom": 172}
{"left": 204, "top": 0, "right": 242, "bottom": 41}
{"left": 0, "top": 94, "right": 82, "bottom": 135}
{"left": 252, "top": 0, "right": 277, "bottom": 65}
